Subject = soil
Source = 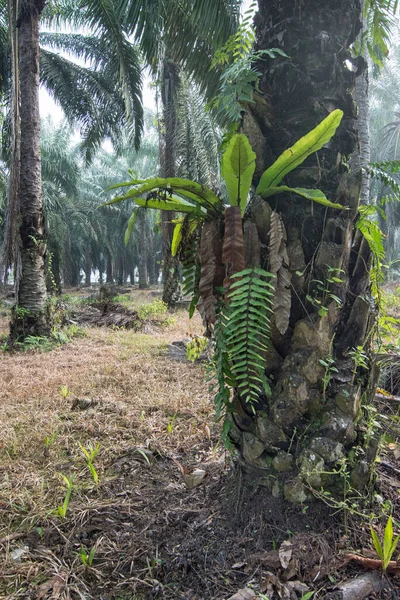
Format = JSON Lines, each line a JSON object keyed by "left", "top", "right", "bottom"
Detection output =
{"left": 0, "top": 287, "right": 400, "bottom": 599}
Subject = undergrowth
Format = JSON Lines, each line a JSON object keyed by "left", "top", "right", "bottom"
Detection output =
{"left": 0, "top": 324, "right": 86, "bottom": 353}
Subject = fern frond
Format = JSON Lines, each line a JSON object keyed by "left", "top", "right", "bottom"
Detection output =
{"left": 357, "top": 206, "right": 386, "bottom": 262}
{"left": 224, "top": 267, "right": 274, "bottom": 406}
{"left": 356, "top": 206, "right": 386, "bottom": 297}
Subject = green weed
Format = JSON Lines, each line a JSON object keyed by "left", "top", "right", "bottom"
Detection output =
{"left": 137, "top": 298, "right": 168, "bottom": 320}
{"left": 370, "top": 515, "right": 400, "bottom": 572}
{"left": 166, "top": 414, "right": 176, "bottom": 435}
{"left": 78, "top": 544, "right": 97, "bottom": 568}
{"left": 79, "top": 442, "right": 100, "bottom": 485}
{"left": 57, "top": 473, "right": 75, "bottom": 518}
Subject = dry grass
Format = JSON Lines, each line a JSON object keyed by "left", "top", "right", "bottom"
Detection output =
{"left": 0, "top": 293, "right": 228, "bottom": 599}
{"left": 2, "top": 289, "right": 398, "bottom": 599}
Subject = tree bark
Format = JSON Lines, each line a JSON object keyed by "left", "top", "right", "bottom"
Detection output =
{"left": 147, "top": 221, "right": 157, "bottom": 285}
{"left": 322, "top": 572, "right": 384, "bottom": 600}
{"left": 160, "top": 57, "right": 181, "bottom": 306}
{"left": 138, "top": 209, "right": 149, "bottom": 289}
{"left": 355, "top": 60, "right": 371, "bottom": 207}
{"left": 106, "top": 252, "right": 113, "bottom": 283}
{"left": 231, "top": 0, "right": 378, "bottom": 502}
{"left": 2, "top": 0, "right": 20, "bottom": 286}
{"left": 84, "top": 246, "right": 91, "bottom": 286}
{"left": 10, "top": 0, "right": 49, "bottom": 340}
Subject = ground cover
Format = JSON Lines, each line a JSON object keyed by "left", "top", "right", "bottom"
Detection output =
{"left": 0, "top": 288, "right": 399, "bottom": 599}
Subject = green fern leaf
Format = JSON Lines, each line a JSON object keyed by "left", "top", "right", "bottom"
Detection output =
{"left": 221, "top": 133, "right": 256, "bottom": 215}
{"left": 224, "top": 267, "right": 274, "bottom": 405}
{"left": 256, "top": 110, "right": 343, "bottom": 193}
{"left": 124, "top": 207, "right": 139, "bottom": 246}
{"left": 171, "top": 221, "right": 184, "bottom": 256}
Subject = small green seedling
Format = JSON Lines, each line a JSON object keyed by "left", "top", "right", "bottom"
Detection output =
{"left": 35, "top": 526, "right": 44, "bottom": 539}
{"left": 44, "top": 431, "right": 58, "bottom": 456}
{"left": 79, "top": 442, "right": 100, "bottom": 484}
{"left": 167, "top": 414, "right": 176, "bottom": 435}
{"left": 348, "top": 345, "right": 369, "bottom": 383}
{"left": 79, "top": 544, "right": 96, "bottom": 568}
{"left": 319, "top": 353, "right": 338, "bottom": 401}
{"left": 57, "top": 473, "right": 75, "bottom": 518}
{"left": 370, "top": 515, "right": 400, "bottom": 572}
{"left": 134, "top": 448, "right": 152, "bottom": 465}
{"left": 44, "top": 431, "right": 57, "bottom": 448}
{"left": 60, "top": 385, "right": 71, "bottom": 400}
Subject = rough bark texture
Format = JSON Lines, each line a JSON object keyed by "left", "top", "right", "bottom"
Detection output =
{"left": 231, "top": 0, "right": 378, "bottom": 502}
{"left": 2, "top": 0, "right": 20, "bottom": 284}
{"left": 106, "top": 253, "right": 113, "bottom": 283}
{"left": 322, "top": 572, "right": 384, "bottom": 600}
{"left": 10, "top": 0, "right": 49, "bottom": 340}
{"left": 222, "top": 206, "right": 246, "bottom": 287}
{"left": 355, "top": 62, "right": 371, "bottom": 207}
{"left": 147, "top": 222, "right": 157, "bottom": 285}
{"left": 160, "top": 58, "right": 181, "bottom": 307}
{"left": 198, "top": 220, "right": 225, "bottom": 325}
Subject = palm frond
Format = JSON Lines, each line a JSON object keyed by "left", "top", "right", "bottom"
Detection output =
{"left": 175, "top": 75, "right": 221, "bottom": 187}
{"left": 40, "top": 49, "right": 129, "bottom": 161}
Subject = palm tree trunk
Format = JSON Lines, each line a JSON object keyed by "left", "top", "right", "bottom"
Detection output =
{"left": 2, "top": 0, "right": 20, "bottom": 286}
{"left": 10, "top": 0, "right": 49, "bottom": 340}
{"left": 106, "top": 252, "right": 113, "bottom": 283}
{"left": 353, "top": 11, "right": 371, "bottom": 208}
{"left": 160, "top": 57, "right": 181, "bottom": 306}
{"left": 138, "top": 209, "right": 149, "bottom": 289}
{"left": 147, "top": 222, "right": 156, "bottom": 285}
{"left": 117, "top": 254, "right": 124, "bottom": 285}
{"left": 355, "top": 52, "right": 371, "bottom": 206}
{"left": 84, "top": 246, "right": 91, "bottom": 286}
{"left": 232, "top": 0, "right": 378, "bottom": 502}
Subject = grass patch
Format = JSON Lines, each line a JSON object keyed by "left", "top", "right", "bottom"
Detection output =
{"left": 0, "top": 289, "right": 221, "bottom": 599}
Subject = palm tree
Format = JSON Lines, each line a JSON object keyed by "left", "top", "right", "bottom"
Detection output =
{"left": 109, "top": 1, "right": 395, "bottom": 504}
{"left": 158, "top": 65, "right": 223, "bottom": 306}
{"left": 3, "top": 0, "right": 242, "bottom": 337}
{"left": 40, "top": 118, "right": 79, "bottom": 293}
{"left": 8, "top": 0, "right": 49, "bottom": 340}
{"left": 216, "top": 0, "right": 379, "bottom": 502}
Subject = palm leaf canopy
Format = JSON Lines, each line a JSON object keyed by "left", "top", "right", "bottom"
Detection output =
{"left": 43, "top": 0, "right": 242, "bottom": 106}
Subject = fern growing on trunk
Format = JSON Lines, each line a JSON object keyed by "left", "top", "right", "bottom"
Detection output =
{"left": 224, "top": 267, "right": 274, "bottom": 406}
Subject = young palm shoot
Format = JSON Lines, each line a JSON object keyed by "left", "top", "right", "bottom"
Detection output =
{"left": 79, "top": 544, "right": 97, "bottom": 568}
{"left": 79, "top": 442, "right": 101, "bottom": 485}
{"left": 57, "top": 473, "right": 75, "bottom": 518}
{"left": 370, "top": 515, "right": 400, "bottom": 572}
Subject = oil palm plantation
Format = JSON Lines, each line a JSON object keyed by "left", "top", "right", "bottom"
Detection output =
{"left": 1, "top": 0, "right": 242, "bottom": 339}
{"left": 38, "top": 112, "right": 159, "bottom": 290}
